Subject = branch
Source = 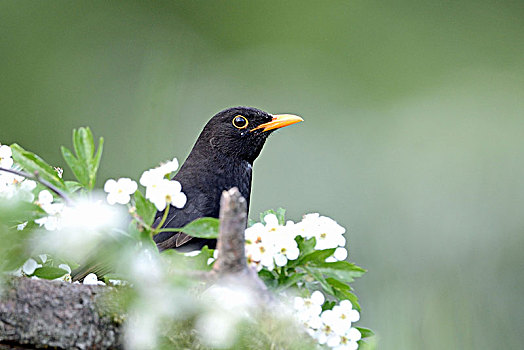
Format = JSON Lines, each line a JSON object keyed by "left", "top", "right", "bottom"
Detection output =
{"left": 213, "top": 187, "right": 248, "bottom": 274}
{"left": 0, "top": 278, "right": 122, "bottom": 349}
{"left": 0, "top": 187, "right": 272, "bottom": 348}
{"left": 0, "top": 167, "right": 72, "bottom": 205}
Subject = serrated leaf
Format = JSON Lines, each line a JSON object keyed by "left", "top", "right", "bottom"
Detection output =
{"left": 275, "top": 272, "right": 305, "bottom": 291}
{"left": 33, "top": 266, "right": 69, "bottom": 279}
{"left": 322, "top": 300, "right": 336, "bottom": 311}
{"left": 134, "top": 190, "right": 156, "bottom": 226}
{"left": 325, "top": 277, "right": 361, "bottom": 311}
{"left": 296, "top": 236, "right": 315, "bottom": 254}
{"left": 61, "top": 146, "right": 89, "bottom": 186}
{"left": 176, "top": 217, "right": 219, "bottom": 239}
{"left": 356, "top": 327, "right": 375, "bottom": 339}
{"left": 10, "top": 144, "right": 65, "bottom": 190}
{"left": 308, "top": 261, "right": 366, "bottom": 282}
{"left": 298, "top": 248, "right": 336, "bottom": 265}
{"left": 303, "top": 266, "right": 334, "bottom": 295}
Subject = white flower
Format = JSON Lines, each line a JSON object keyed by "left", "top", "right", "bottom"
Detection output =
{"left": 83, "top": 273, "right": 105, "bottom": 285}
{"left": 34, "top": 191, "right": 64, "bottom": 230}
{"left": 312, "top": 299, "right": 361, "bottom": 348}
{"left": 295, "top": 213, "right": 346, "bottom": 250}
{"left": 37, "top": 190, "right": 54, "bottom": 207}
{"left": 104, "top": 177, "right": 137, "bottom": 205}
{"left": 35, "top": 215, "right": 61, "bottom": 231}
{"left": 139, "top": 157, "right": 179, "bottom": 193}
{"left": 197, "top": 283, "right": 254, "bottom": 348}
{"left": 244, "top": 214, "right": 300, "bottom": 270}
{"left": 331, "top": 328, "right": 361, "bottom": 350}
{"left": 156, "top": 157, "right": 179, "bottom": 176}
{"left": 329, "top": 300, "right": 360, "bottom": 335}
{"left": 0, "top": 144, "right": 13, "bottom": 169}
{"left": 22, "top": 258, "right": 41, "bottom": 275}
{"left": 326, "top": 247, "right": 348, "bottom": 262}
{"left": 147, "top": 179, "right": 187, "bottom": 211}
{"left": 294, "top": 290, "right": 325, "bottom": 323}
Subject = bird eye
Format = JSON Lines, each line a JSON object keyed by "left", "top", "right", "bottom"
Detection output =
{"left": 232, "top": 115, "right": 249, "bottom": 129}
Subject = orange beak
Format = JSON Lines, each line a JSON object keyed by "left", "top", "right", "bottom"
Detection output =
{"left": 251, "top": 114, "right": 304, "bottom": 132}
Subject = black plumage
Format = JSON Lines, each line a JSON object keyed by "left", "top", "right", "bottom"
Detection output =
{"left": 153, "top": 106, "right": 302, "bottom": 252}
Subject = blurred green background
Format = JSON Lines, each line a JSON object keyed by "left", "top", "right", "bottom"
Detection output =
{"left": 1, "top": 1, "right": 523, "bottom": 348}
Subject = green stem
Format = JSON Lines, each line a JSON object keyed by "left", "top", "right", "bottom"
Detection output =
{"left": 151, "top": 203, "right": 170, "bottom": 237}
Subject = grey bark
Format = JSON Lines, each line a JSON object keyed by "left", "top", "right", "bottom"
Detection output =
{"left": 0, "top": 187, "right": 270, "bottom": 349}
{"left": 0, "top": 278, "right": 121, "bottom": 349}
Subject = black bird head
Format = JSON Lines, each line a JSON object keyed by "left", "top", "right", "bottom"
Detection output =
{"left": 195, "top": 106, "right": 303, "bottom": 163}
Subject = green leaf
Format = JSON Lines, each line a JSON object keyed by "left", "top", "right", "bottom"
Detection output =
{"left": 298, "top": 248, "right": 336, "bottom": 265}
{"left": 33, "top": 266, "right": 69, "bottom": 279}
{"left": 74, "top": 127, "right": 95, "bottom": 161}
{"left": 303, "top": 266, "right": 334, "bottom": 295}
{"left": 61, "top": 146, "right": 89, "bottom": 186}
{"left": 308, "top": 261, "right": 366, "bottom": 282}
{"left": 356, "top": 327, "right": 375, "bottom": 339}
{"left": 296, "top": 236, "right": 316, "bottom": 256}
{"left": 260, "top": 209, "right": 276, "bottom": 224}
{"left": 10, "top": 144, "right": 65, "bottom": 190}
{"left": 189, "top": 246, "right": 214, "bottom": 270}
{"left": 65, "top": 180, "right": 82, "bottom": 193}
{"left": 134, "top": 190, "right": 156, "bottom": 226}
{"left": 90, "top": 137, "right": 104, "bottom": 182}
{"left": 275, "top": 272, "right": 306, "bottom": 291}
{"left": 177, "top": 217, "right": 219, "bottom": 239}
{"left": 257, "top": 269, "right": 278, "bottom": 289}
{"left": 275, "top": 208, "right": 286, "bottom": 225}
{"left": 68, "top": 127, "right": 103, "bottom": 190}
{"left": 322, "top": 300, "right": 336, "bottom": 311}
{"left": 325, "top": 277, "right": 361, "bottom": 311}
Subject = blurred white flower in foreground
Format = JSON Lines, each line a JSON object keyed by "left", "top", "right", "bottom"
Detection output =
{"left": 83, "top": 273, "right": 105, "bottom": 285}
{"left": 0, "top": 144, "right": 13, "bottom": 169}
{"left": 104, "top": 177, "right": 137, "bottom": 205}
{"left": 34, "top": 190, "right": 64, "bottom": 231}
{"left": 294, "top": 290, "right": 325, "bottom": 325}
{"left": 22, "top": 258, "right": 41, "bottom": 275}
{"left": 197, "top": 282, "right": 255, "bottom": 348}
{"left": 123, "top": 248, "right": 195, "bottom": 350}
{"left": 35, "top": 195, "right": 128, "bottom": 261}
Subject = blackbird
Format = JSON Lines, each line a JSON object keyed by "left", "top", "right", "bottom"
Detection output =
{"left": 153, "top": 106, "right": 303, "bottom": 252}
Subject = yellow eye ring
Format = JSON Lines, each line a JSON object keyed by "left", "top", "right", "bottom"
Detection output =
{"left": 232, "top": 115, "right": 249, "bottom": 129}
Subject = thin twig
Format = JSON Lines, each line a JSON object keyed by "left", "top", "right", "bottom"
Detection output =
{"left": 0, "top": 167, "right": 72, "bottom": 205}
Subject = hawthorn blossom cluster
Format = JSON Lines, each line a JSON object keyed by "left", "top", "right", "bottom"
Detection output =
{"left": 294, "top": 291, "right": 361, "bottom": 350}
{"left": 104, "top": 157, "right": 187, "bottom": 211}
{"left": 245, "top": 213, "right": 348, "bottom": 271}
{"left": 0, "top": 144, "right": 37, "bottom": 201}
